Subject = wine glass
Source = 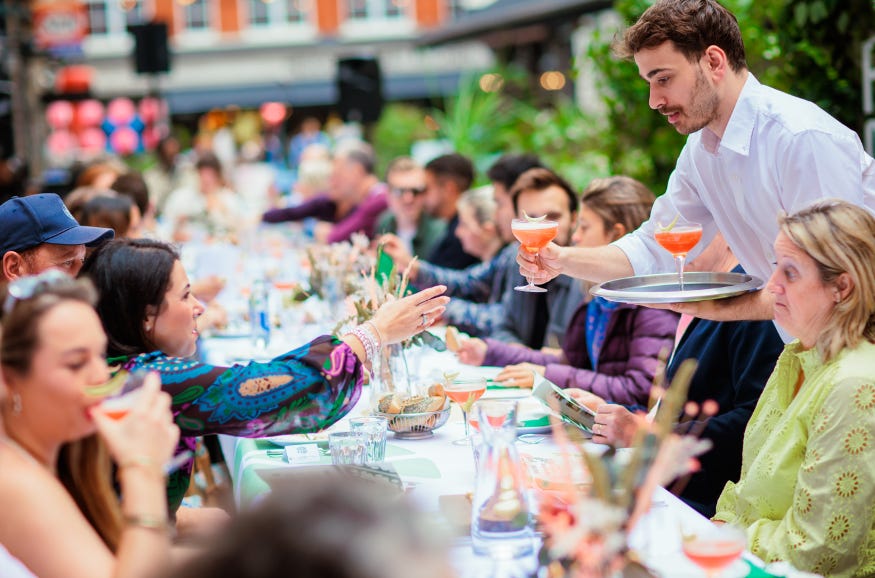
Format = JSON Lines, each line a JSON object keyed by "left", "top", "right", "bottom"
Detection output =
{"left": 654, "top": 221, "right": 703, "bottom": 291}
{"left": 681, "top": 524, "right": 747, "bottom": 578}
{"left": 444, "top": 377, "right": 488, "bottom": 445}
{"left": 512, "top": 218, "right": 559, "bottom": 293}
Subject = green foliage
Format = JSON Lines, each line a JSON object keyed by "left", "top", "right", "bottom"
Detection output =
{"left": 371, "top": 103, "right": 438, "bottom": 177}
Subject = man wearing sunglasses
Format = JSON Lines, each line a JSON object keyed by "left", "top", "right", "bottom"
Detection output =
{"left": 375, "top": 157, "right": 446, "bottom": 259}
{"left": 0, "top": 193, "right": 113, "bottom": 282}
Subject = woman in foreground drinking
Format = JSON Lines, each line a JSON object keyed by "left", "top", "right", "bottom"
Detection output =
{"left": 0, "top": 272, "right": 179, "bottom": 578}
{"left": 712, "top": 200, "right": 875, "bottom": 577}
{"left": 80, "top": 238, "right": 448, "bottom": 513}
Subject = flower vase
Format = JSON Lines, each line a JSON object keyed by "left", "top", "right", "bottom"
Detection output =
{"left": 370, "top": 343, "right": 412, "bottom": 409}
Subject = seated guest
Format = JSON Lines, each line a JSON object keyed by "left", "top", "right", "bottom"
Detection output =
{"left": 711, "top": 200, "right": 874, "bottom": 576}
{"left": 380, "top": 153, "right": 543, "bottom": 337}
{"left": 262, "top": 141, "right": 388, "bottom": 244}
{"left": 111, "top": 171, "right": 154, "bottom": 238}
{"left": 458, "top": 176, "right": 678, "bottom": 407}
{"left": 162, "top": 152, "right": 248, "bottom": 242}
{"left": 375, "top": 157, "right": 445, "bottom": 259}
{"left": 0, "top": 272, "right": 179, "bottom": 578}
{"left": 79, "top": 194, "right": 139, "bottom": 239}
{"left": 80, "top": 238, "right": 448, "bottom": 514}
{"left": 422, "top": 153, "right": 480, "bottom": 269}
{"left": 0, "top": 193, "right": 113, "bottom": 281}
{"left": 170, "top": 475, "right": 453, "bottom": 578}
{"left": 577, "top": 233, "right": 784, "bottom": 516}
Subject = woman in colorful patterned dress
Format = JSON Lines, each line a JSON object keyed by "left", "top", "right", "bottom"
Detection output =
{"left": 713, "top": 200, "right": 875, "bottom": 577}
{"left": 80, "top": 238, "right": 448, "bottom": 513}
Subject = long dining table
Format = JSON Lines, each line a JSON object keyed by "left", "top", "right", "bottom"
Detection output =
{"left": 203, "top": 330, "right": 770, "bottom": 578}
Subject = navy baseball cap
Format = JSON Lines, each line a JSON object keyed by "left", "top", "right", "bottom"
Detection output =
{"left": 0, "top": 194, "right": 114, "bottom": 255}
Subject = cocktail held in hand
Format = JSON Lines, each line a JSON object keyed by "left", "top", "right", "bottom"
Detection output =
{"left": 512, "top": 218, "right": 559, "bottom": 293}
{"left": 655, "top": 220, "right": 702, "bottom": 291}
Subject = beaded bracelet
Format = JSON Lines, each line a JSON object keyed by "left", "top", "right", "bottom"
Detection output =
{"left": 363, "top": 320, "right": 383, "bottom": 348}
{"left": 124, "top": 513, "right": 170, "bottom": 532}
{"left": 348, "top": 325, "right": 379, "bottom": 365}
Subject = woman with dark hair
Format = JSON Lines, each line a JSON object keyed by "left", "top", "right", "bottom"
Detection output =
{"left": 80, "top": 195, "right": 139, "bottom": 239}
{"left": 0, "top": 271, "right": 179, "bottom": 578}
{"left": 458, "top": 176, "right": 679, "bottom": 406}
{"left": 80, "top": 238, "right": 448, "bottom": 512}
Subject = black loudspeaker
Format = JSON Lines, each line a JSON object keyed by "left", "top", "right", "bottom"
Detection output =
{"left": 130, "top": 23, "right": 171, "bottom": 75}
{"left": 337, "top": 57, "right": 384, "bottom": 123}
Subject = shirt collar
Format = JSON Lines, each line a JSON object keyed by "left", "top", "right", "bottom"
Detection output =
{"left": 701, "top": 73, "right": 760, "bottom": 156}
{"left": 786, "top": 339, "right": 825, "bottom": 376}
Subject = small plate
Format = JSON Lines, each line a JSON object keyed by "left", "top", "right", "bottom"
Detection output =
{"left": 591, "top": 271, "right": 763, "bottom": 305}
{"left": 265, "top": 433, "right": 329, "bottom": 446}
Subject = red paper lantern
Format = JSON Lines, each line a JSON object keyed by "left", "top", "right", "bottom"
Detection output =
{"left": 107, "top": 97, "right": 136, "bottom": 127}
{"left": 138, "top": 97, "right": 163, "bottom": 124}
{"left": 47, "top": 130, "right": 76, "bottom": 157}
{"left": 141, "top": 124, "right": 164, "bottom": 150}
{"left": 76, "top": 99, "right": 105, "bottom": 127}
{"left": 259, "top": 102, "right": 286, "bottom": 126}
{"left": 78, "top": 127, "right": 106, "bottom": 154}
{"left": 55, "top": 65, "right": 92, "bottom": 94}
{"left": 109, "top": 126, "right": 138, "bottom": 155}
{"left": 46, "top": 100, "right": 74, "bottom": 130}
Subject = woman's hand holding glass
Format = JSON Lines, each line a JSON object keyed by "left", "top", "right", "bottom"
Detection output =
{"left": 90, "top": 372, "right": 180, "bottom": 474}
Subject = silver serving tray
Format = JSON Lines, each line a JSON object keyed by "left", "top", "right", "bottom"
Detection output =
{"left": 591, "top": 271, "right": 764, "bottom": 304}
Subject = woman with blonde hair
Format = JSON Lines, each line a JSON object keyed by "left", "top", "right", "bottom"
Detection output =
{"left": 458, "top": 176, "right": 679, "bottom": 407}
{"left": 0, "top": 271, "right": 179, "bottom": 578}
{"left": 713, "top": 199, "right": 875, "bottom": 577}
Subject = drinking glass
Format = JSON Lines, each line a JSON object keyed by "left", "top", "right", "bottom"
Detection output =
{"left": 349, "top": 416, "right": 388, "bottom": 463}
{"left": 94, "top": 370, "right": 149, "bottom": 420}
{"left": 328, "top": 432, "right": 367, "bottom": 465}
{"left": 654, "top": 221, "right": 703, "bottom": 291}
{"left": 511, "top": 218, "right": 559, "bottom": 293}
{"left": 444, "top": 376, "right": 488, "bottom": 446}
{"left": 681, "top": 523, "right": 747, "bottom": 578}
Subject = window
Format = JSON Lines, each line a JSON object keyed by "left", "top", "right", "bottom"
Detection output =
{"left": 123, "top": 2, "right": 148, "bottom": 26}
{"left": 446, "top": 0, "right": 467, "bottom": 19}
{"left": 285, "top": 0, "right": 306, "bottom": 23}
{"left": 347, "top": 0, "right": 405, "bottom": 21}
{"left": 247, "top": 0, "right": 270, "bottom": 26}
{"left": 84, "top": 0, "right": 109, "bottom": 35}
{"left": 184, "top": 0, "right": 210, "bottom": 30}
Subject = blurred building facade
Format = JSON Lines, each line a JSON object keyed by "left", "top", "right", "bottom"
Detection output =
{"left": 81, "top": 0, "right": 495, "bottom": 115}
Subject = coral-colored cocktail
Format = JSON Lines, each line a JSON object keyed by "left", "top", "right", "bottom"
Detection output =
{"left": 445, "top": 377, "right": 487, "bottom": 445}
{"left": 512, "top": 219, "right": 559, "bottom": 293}
{"left": 655, "top": 221, "right": 702, "bottom": 291}
{"left": 681, "top": 525, "right": 746, "bottom": 577}
{"left": 655, "top": 226, "right": 703, "bottom": 257}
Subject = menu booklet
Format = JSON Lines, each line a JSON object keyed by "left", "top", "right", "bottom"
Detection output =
{"left": 532, "top": 379, "right": 595, "bottom": 437}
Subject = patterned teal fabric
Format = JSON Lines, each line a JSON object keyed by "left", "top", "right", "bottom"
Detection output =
{"left": 110, "top": 335, "right": 363, "bottom": 511}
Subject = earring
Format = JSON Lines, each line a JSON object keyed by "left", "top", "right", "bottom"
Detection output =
{"left": 11, "top": 393, "right": 22, "bottom": 415}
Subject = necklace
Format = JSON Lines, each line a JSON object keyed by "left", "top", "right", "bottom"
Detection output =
{"left": 0, "top": 437, "right": 50, "bottom": 470}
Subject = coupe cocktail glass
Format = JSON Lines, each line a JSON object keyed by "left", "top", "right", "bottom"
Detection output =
{"left": 655, "top": 222, "right": 703, "bottom": 291}
{"left": 445, "top": 377, "right": 488, "bottom": 446}
{"left": 512, "top": 219, "right": 559, "bottom": 293}
{"left": 682, "top": 524, "right": 747, "bottom": 578}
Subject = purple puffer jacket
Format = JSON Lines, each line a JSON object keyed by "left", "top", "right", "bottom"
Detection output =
{"left": 482, "top": 302, "right": 679, "bottom": 406}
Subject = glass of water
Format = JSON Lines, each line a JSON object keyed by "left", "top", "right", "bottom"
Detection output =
{"left": 350, "top": 416, "right": 388, "bottom": 463}
{"left": 328, "top": 432, "right": 367, "bottom": 466}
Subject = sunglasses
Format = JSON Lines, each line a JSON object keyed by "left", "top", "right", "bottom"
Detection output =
{"left": 3, "top": 269, "right": 74, "bottom": 316}
{"left": 390, "top": 186, "right": 426, "bottom": 197}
